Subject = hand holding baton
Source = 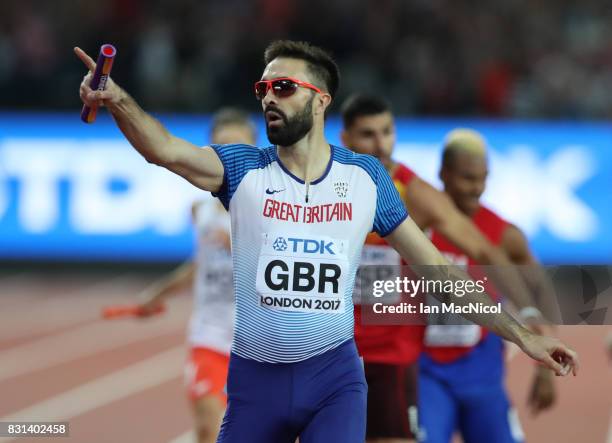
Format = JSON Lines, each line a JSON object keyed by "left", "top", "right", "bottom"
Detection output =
{"left": 79, "top": 44, "right": 116, "bottom": 123}
{"left": 101, "top": 304, "right": 166, "bottom": 319}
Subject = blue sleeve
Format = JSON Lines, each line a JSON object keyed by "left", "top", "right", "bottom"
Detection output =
{"left": 211, "top": 144, "right": 263, "bottom": 210}
{"left": 373, "top": 161, "right": 409, "bottom": 236}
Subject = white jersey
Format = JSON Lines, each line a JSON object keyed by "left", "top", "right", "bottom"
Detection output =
{"left": 212, "top": 144, "right": 408, "bottom": 363}
{"left": 188, "top": 199, "right": 235, "bottom": 354}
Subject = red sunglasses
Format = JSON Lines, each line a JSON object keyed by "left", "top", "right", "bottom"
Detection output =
{"left": 254, "top": 77, "right": 322, "bottom": 101}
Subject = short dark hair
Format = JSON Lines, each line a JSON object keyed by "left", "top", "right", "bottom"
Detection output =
{"left": 340, "top": 94, "right": 392, "bottom": 129}
{"left": 210, "top": 107, "right": 256, "bottom": 138}
{"left": 264, "top": 40, "right": 340, "bottom": 99}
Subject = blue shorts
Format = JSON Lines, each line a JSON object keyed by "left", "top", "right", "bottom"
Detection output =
{"left": 418, "top": 334, "right": 524, "bottom": 443}
{"left": 217, "top": 339, "right": 367, "bottom": 443}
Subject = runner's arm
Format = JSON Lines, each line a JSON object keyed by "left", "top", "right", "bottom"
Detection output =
{"left": 403, "top": 177, "right": 541, "bottom": 317}
{"left": 502, "top": 224, "right": 561, "bottom": 324}
{"left": 386, "top": 217, "right": 525, "bottom": 340}
{"left": 385, "top": 218, "right": 578, "bottom": 375}
{"left": 75, "top": 47, "right": 224, "bottom": 192}
{"left": 138, "top": 261, "right": 196, "bottom": 316}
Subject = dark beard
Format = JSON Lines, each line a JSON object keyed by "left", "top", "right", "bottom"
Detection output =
{"left": 266, "top": 97, "right": 314, "bottom": 147}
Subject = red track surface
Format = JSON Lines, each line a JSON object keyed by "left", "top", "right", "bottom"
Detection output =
{"left": 0, "top": 271, "right": 610, "bottom": 443}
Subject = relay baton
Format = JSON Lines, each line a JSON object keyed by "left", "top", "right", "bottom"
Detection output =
{"left": 80, "top": 44, "right": 116, "bottom": 123}
{"left": 101, "top": 304, "right": 165, "bottom": 319}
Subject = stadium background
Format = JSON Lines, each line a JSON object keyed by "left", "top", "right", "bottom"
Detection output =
{"left": 0, "top": 0, "right": 610, "bottom": 442}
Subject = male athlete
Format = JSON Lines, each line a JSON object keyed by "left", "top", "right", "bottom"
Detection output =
{"left": 137, "top": 109, "right": 256, "bottom": 443}
{"left": 341, "top": 94, "right": 552, "bottom": 443}
{"left": 75, "top": 40, "right": 577, "bottom": 443}
{"left": 418, "top": 129, "right": 556, "bottom": 443}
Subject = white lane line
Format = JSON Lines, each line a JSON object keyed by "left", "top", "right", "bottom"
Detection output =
{"left": 168, "top": 430, "right": 196, "bottom": 443}
{"left": 0, "top": 307, "right": 186, "bottom": 383}
{"left": 0, "top": 346, "right": 185, "bottom": 443}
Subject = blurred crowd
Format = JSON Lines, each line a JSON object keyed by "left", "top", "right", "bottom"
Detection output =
{"left": 2, "top": 0, "right": 612, "bottom": 117}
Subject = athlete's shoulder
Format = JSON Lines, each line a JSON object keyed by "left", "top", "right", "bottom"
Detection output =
{"left": 393, "top": 161, "right": 418, "bottom": 185}
{"left": 332, "top": 145, "right": 384, "bottom": 181}
{"left": 259, "top": 145, "right": 277, "bottom": 165}
{"left": 211, "top": 143, "right": 276, "bottom": 170}
{"left": 474, "top": 205, "right": 510, "bottom": 243}
{"left": 476, "top": 205, "right": 508, "bottom": 226}
{"left": 211, "top": 144, "right": 277, "bottom": 209}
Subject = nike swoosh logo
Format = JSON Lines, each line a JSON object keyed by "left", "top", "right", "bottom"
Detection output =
{"left": 265, "top": 188, "right": 285, "bottom": 195}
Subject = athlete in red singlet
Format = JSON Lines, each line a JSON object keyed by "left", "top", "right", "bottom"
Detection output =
{"left": 340, "top": 94, "right": 546, "bottom": 443}
{"left": 419, "top": 128, "right": 557, "bottom": 443}
{"left": 426, "top": 204, "right": 508, "bottom": 363}
{"left": 354, "top": 162, "right": 423, "bottom": 366}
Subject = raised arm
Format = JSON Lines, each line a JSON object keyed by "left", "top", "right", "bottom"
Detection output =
{"left": 385, "top": 218, "right": 578, "bottom": 376}
{"left": 75, "top": 47, "right": 224, "bottom": 192}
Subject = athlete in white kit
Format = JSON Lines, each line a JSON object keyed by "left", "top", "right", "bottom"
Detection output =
{"left": 137, "top": 108, "right": 257, "bottom": 443}
{"left": 76, "top": 40, "right": 578, "bottom": 443}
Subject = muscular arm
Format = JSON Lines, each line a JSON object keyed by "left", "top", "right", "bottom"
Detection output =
{"left": 109, "top": 92, "right": 224, "bottom": 191}
{"left": 404, "top": 177, "right": 540, "bottom": 314}
{"left": 386, "top": 218, "right": 527, "bottom": 342}
{"left": 385, "top": 218, "right": 578, "bottom": 375}
{"left": 75, "top": 47, "right": 225, "bottom": 192}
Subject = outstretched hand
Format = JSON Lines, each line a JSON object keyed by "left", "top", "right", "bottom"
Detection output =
{"left": 74, "top": 46, "right": 122, "bottom": 108}
{"left": 519, "top": 331, "right": 579, "bottom": 376}
{"left": 136, "top": 297, "right": 166, "bottom": 318}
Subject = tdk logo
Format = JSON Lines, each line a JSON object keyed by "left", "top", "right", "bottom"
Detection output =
{"left": 289, "top": 238, "right": 335, "bottom": 254}
{"left": 272, "top": 237, "right": 288, "bottom": 252}
{"left": 273, "top": 237, "right": 335, "bottom": 254}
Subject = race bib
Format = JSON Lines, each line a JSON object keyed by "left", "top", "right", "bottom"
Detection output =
{"left": 195, "top": 261, "right": 233, "bottom": 303}
{"left": 194, "top": 230, "right": 233, "bottom": 306}
{"left": 354, "top": 245, "right": 402, "bottom": 305}
{"left": 424, "top": 324, "right": 481, "bottom": 347}
{"left": 255, "top": 232, "right": 349, "bottom": 314}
